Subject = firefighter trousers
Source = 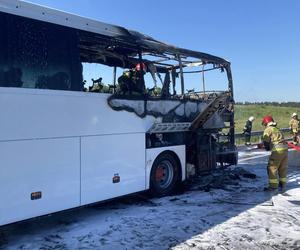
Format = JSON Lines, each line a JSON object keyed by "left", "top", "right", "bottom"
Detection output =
{"left": 267, "top": 150, "right": 288, "bottom": 189}
{"left": 292, "top": 132, "right": 300, "bottom": 144}
{"left": 244, "top": 133, "right": 251, "bottom": 145}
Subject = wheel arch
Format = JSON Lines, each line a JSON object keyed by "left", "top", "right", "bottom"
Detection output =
{"left": 147, "top": 147, "right": 186, "bottom": 196}
{"left": 146, "top": 145, "right": 186, "bottom": 190}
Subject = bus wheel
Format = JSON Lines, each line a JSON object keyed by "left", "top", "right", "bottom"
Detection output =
{"left": 150, "top": 152, "right": 180, "bottom": 197}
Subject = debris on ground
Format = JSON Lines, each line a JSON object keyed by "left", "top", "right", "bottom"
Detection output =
{"left": 186, "top": 167, "right": 257, "bottom": 192}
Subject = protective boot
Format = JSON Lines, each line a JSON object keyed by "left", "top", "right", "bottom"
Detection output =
{"left": 278, "top": 183, "right": 288, "bottom": 195}
{"left": 263, "top": 186, "right": 278, "bottom": 194}
{"left": 264, "top": 186, "right": 276, "bottom": 191}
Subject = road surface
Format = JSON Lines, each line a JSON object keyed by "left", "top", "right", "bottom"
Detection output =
{"left": 0, "top": 148, "right": 300, "bottom": 250}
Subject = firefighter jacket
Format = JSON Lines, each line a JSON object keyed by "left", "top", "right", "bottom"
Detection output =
{"left": 289, "top": 118, "right": 299, "bottom": 133}
{"left": 262, "top": 123, "right": 288, "bottom": 152}
{"left": 243, "top": 120, "right": 252, "bottom": 135}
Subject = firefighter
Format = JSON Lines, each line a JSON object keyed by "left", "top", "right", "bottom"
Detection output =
{"left": 262, "top": 115, "right": 288, "bottom": 192}
{"left": 289, "top": 112, "right": 300, "bottom": 144}
{"left": 117, "top": 70, "right": 134, "bottom": 94}
{"left": 132, "top": 62, "right": 147, "bottom": 94}
{"left": 117, "top": 63, "right": 146, "bottom": 95}
{"left": 243, "top": 116, "right": 255, "bottom": 146}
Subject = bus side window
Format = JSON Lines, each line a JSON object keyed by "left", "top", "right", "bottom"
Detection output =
{"left": 0, "top": 11, "right": 82, "bottom": 91}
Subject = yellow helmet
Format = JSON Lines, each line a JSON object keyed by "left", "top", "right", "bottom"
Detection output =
{"left": 123, "top": 70, "right": 131, "bottom": 77}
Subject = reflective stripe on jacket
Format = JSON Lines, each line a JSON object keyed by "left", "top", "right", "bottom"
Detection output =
{"left": 263, "top": 125, "right": 288, "bottom": 152}
{"left": 273, "top": 143, "right": 288, "bottom": 152}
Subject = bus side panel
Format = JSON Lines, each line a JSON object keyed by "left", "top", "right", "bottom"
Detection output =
{"left": 81, "top": 133, "right": 145, "bottom": 205}
{"left": 0, "top": 89, "right": 154, "bottom": 141}
{"left": 0, "top": 138, "right": 80, "bottom": 226}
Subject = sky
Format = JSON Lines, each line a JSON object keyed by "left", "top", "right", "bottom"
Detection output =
{"left": 26, "top": 0, "right": 300, "bottom": 102}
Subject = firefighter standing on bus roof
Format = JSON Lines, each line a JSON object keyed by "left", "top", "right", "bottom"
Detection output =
{"left": 289, "top": 112, "right": 300, "bottom": 144}
{"left": 262, "top": 115, "right": 288, "bottom": 192}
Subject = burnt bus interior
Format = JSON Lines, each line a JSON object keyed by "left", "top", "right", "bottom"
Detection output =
{"left": 0, "top": 11, "right": 237, "bottom": 172}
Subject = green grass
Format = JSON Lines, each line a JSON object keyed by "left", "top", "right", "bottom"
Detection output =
{"left": 234, "top": 105, "right": 299, "bottom": 132}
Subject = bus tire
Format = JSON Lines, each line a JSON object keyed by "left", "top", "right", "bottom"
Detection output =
{"left": 150, "top": 151, "right": 181, "bottom": 197}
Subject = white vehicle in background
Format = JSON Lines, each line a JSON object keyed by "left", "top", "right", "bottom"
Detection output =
{"left": 0, "top": 0, "right": 237, "bottom": 226}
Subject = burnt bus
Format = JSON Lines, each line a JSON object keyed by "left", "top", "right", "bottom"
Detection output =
{"left": 0, "top": 0, "right": 237, "bottom": 226}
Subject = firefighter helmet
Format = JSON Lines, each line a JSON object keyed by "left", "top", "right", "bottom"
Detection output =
{"left": 262, "top": 115, "right": 274, "bottom": 126}
{"left": 123, "top": 70, "right": 131, "bottom": 77}
{"left": 135, "top": 63, "right": 147, "bottom": 73}
{"left": 249, "top": 116, "right": 255, "bottom": 122}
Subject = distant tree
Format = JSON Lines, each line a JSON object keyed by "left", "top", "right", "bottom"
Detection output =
{"left": 236, "top": 101, "right": 300, "bottom": 108}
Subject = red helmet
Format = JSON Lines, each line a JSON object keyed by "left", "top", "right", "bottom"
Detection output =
{"left": 262, "top": 115, "right": 274, "bottom": 126}
{"left": 135, "top": 63, "right": 147, "bottom": 73}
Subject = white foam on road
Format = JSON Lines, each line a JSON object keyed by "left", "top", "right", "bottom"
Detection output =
{"left": 1, "top": 150, "right": 300, "bottom": 250}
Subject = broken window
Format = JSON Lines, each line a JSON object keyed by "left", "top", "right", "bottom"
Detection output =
{"left": 82, "top": 63, "right": 116, "bottom": 93}
{"left": 0, "top": 10, "right": 231, "bottom": 100}
{"left": 183, "top": 64, "right": 228, "bottom": 95}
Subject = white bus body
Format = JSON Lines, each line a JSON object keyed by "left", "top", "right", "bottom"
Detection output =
{"left": 0, "top": 88, "right": 185, "bottom": 226}
{"left": 0, "top": 0, "right": 235, "bottom": 226}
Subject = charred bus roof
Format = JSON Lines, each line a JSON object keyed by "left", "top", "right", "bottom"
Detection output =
{"left": 0, "top": 0, "right": 231, "bottom": 70}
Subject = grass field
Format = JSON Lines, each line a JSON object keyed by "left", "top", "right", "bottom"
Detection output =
{"left": 234, "top": 105, "right": 299, "bottom": 132}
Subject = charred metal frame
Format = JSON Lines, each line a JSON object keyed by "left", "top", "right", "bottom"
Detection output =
{"left": 78, "top": 21, "right": 236, "bottom": 169}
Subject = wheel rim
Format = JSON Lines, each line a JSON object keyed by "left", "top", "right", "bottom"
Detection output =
{"left": 155, "top": 160, "right": 174, "bottom": 189}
